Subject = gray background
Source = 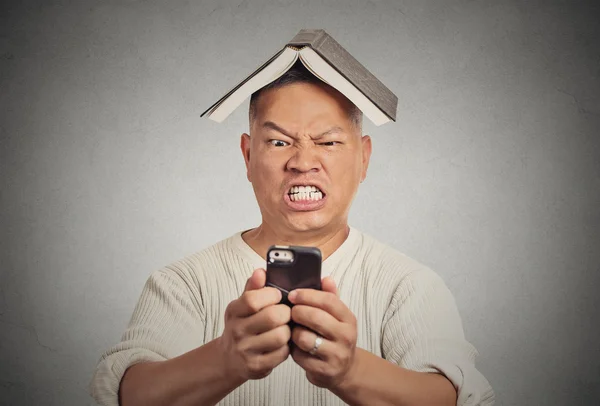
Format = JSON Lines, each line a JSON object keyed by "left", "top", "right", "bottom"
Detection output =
{"left": 1, "top": 0, "right": 599, "bottom": 405}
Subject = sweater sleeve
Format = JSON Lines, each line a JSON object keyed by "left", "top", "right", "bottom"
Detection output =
{"left": 381, "top": 267, "right": 495, "bottom": 406}
{"left": 89, "top": 267, "right": 206, "bottom": 406}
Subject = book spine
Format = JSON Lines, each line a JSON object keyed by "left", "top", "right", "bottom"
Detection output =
{"left": 311, "top": 30, "right": 328, "bottom": 49}
{"left": 288, "top": 29, "right": 326, "bottom": 48}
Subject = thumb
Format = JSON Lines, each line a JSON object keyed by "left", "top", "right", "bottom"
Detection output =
{"left": 244, "top": 268, "right": 266, "bottom": 292}
{"left": 321, "top": 276, "right": 338, "bottom": 296}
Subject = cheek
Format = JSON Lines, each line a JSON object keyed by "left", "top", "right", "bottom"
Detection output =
{"left": 327, "top": 160, "right": 361, "bottom": 199}
{"left": 328, "top": 155, "right": 361, "bottom": 180}
{"left": 252, "top": 161, "right": 282, "bottom": 192}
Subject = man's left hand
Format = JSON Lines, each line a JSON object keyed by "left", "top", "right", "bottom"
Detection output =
{"left": 287, "top": 277, "right": 358, "bottom": 390}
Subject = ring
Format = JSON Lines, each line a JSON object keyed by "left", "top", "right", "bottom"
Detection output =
{"left": 309, "top": 335, "right": 323, "bottom": 355}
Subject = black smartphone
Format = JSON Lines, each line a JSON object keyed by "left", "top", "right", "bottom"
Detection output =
{"left": 265, "top": 245, "right": 322, "bottom": 307}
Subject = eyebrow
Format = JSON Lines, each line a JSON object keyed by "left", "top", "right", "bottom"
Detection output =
{"left": 262, "top": 121, "right": 345, "bottom": 140}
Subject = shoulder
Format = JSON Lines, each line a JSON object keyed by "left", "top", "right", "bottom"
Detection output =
{"left": 141, "top": 232, "right": 249, "bottom": 312}
{"left": 354, "top": 228, "right": 430, "bottom": 275}
{"left": 353, "top": 228, "right": 449, "bottom": 295}
{"left": 152, "top": 232, "right": 246, "bottom": 287}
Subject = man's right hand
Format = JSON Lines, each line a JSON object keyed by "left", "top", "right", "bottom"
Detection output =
{"left": 218, "top": 268, "right": 292, "bottom": 382}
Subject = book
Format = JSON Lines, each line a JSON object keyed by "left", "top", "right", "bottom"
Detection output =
{"left": 201, "top": 29, "right": 398, "bottom": 126}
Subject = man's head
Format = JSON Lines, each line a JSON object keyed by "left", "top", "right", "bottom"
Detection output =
{"left": 249, "top": 62, "right": 363, "bottom": 132}
{"left": 241, "top": 61, "right": 371, "bottom": 236}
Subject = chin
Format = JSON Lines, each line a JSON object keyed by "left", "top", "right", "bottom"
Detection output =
{"left": 285, "top": 213, "right": 332, "bottom": 233}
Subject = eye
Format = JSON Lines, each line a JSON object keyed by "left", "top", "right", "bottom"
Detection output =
{"left": 320, "top": 141, "right": 340, "bottom": 146}
{"left": 269, "top": 139, "right": 290, "bottom": 147}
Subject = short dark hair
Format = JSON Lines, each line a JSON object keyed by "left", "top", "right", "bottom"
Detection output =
{"left": 249, "top": 60, "right": 363, "bottom": 131}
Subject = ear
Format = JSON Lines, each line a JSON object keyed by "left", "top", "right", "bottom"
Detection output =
{"left": 240, "top": 133, "right": 252, "bottom": 182}
{"left": 360, "top": 135, "right": 372, "bottom": 183}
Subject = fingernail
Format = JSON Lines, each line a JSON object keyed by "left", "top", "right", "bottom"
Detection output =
{"left": 288, "top": 290, "right": 297, "bottom": 302}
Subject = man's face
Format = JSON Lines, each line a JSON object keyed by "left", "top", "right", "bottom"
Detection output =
{"left": 241, "top": 82, "right": 371, "bottom": 234}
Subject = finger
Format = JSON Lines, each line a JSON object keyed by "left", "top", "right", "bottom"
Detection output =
{"left": 244, "top": 268, "right": 266, "bottom": 292}
{"left": 291, "top": 326, "right": 330, "bottom": 359}
{"left": 321, "top": 277, "right": 338, "bottom": 296}
{"left": 291, "top": 305, "right": 338, "bottom": 339}
{"left": 229, "top": 287, "right": 282, "bottom": 317}
{"left": 243, "top": 324, "right": 291, "bottom": 353}
{"left": 257, "top": 342, "right": 291, "bottom": 370}
{"left": 244, "top": 304, "right": 291, "bottom": 335}
{"left": 291, "top": 341, "right": 326, "bottom": 370}
{"left": 288, "top": 289, "right": 351, "bottom": 322}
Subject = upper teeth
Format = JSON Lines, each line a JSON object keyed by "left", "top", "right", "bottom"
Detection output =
{"left": 289, "top": 185, "right": 321, "bottom": 194}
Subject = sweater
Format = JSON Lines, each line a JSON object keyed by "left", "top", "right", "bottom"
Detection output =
{"left": 89, "top": 226, "right": 495, "bottom": 405}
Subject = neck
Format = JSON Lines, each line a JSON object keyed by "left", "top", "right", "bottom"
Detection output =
{"left": 242, "top": 222, "right": 350, "bottom": 261}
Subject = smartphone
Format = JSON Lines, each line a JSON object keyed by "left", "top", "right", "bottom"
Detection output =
{"left": 265, "top": 245, "right": 322, "bottom": 307}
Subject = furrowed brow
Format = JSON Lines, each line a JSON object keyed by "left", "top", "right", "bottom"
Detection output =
{"left": 262, "top": 121, "right": 293, "bottom": 138}
{"left": 262, "top": 121, "right": 345, "bottom": 140}
{"left": 313, "top": 126, "right": 344, "bottom": 139}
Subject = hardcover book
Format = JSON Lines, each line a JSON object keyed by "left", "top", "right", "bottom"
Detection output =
{"left": 201, "top": 29, "right": 398, "bottom": 126}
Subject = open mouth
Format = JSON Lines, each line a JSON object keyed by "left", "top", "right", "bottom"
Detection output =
{"left": 287, "top": 185, "right": 325, "bottom": 202}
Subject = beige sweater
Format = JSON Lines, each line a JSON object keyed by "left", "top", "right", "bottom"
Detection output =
{"left": 89, "top": 227, "right": 494, "bottom": 405}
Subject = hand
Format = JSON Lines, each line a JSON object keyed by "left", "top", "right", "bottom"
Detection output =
{"left": 288, "top": 277, "right": 358, "bottom": 390}
{"left": 218, "top": 268, "right": 292, "bottom": 382}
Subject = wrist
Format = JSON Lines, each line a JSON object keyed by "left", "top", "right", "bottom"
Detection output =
{"left": 333, "top": 347, "right": 362, "bottom": 396}
{"left": 213, "top": 336, "right": 247, "bottom": 386}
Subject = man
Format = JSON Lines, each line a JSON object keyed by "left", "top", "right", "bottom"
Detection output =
{"left": 90, "top": 61, "right": 494, "bottom": 405}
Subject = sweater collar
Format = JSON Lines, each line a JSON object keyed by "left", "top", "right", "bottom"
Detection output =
{"left": 231, "top": 226, "right": 361, "bottom": 279}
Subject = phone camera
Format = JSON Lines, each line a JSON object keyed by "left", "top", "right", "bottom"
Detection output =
{"left": 275, "top": 252, "right": 280, "bottom": 257}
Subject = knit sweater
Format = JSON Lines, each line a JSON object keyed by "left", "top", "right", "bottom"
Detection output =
{"left": 89, "top": 227, "right": 494, "bottom": 405}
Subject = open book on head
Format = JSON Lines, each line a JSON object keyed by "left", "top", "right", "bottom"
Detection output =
{"left": 201, "top": 29, "right": 398, "bottom": 126}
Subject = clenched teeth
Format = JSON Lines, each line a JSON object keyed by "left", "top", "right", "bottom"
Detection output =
{"left": 289, "top": 185, "right": 321, "bottom": 193}
{"left": 288, "top": 185, "right": 324, "bottom": 202}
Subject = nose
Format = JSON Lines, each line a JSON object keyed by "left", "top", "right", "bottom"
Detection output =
{"left": 286, "top": 145, "right": 321, "bottom": 173}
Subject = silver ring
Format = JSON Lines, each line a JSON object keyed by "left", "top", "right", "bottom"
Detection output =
{"left": 309, "top": 335, "right": 323, "bottom": 355}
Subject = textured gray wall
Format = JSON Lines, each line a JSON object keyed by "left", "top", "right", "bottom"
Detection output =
{"left": 1, "top": 0, "right": 599, "bottom": 405}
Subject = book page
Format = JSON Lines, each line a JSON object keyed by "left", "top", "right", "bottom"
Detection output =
{"left": 207, "top": 47, "right": 300, "bottom": 122}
